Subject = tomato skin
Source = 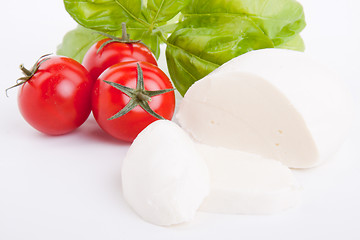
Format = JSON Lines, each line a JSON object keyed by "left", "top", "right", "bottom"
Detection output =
{"left": 82, "top": 39, "right": 158, "bottom": 82}
{"left": 92, "top": 61, "right": 175, "bottom": 142}
{"left": 18, "top": 56, "right": 92, "bottom": 135}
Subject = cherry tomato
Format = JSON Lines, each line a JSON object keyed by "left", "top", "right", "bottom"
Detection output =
{"left": 92, "top": 61, "right": 175, "bottom": 142}
{"left": 82, "top": 37, "right": 157, "bottom": 82}
{"left": 16, "top": 56, "right": 92, "bottom": 135}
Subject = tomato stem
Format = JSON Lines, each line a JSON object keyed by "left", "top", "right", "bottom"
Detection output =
{"left": 136, "top": 92, "right": 152, "bottom": 102}
{"left": 96, "top": 23, "right": 142, "bottom": 54}
{"left": 5, "top": 54, "right": 52, "bottom": 97}
{"left": 20, "top": 64, "right": 32, "bottom": 76}
{"left": 122, "top": 22, "right": 129, "bottom": 41}
{"left": 103, "top": 63, "right": 175, "bottom": 120}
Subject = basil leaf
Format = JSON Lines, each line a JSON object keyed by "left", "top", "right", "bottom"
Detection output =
{"left": 166, "top": 15, "right": 274, "bottom": 96}
{"left": 56, "top": 26, "right": 105, "bottom": 63}
{"left": 64, "top": 0, "right": 144, "bottom": 31}
{"left": 166, "top": 43, "right": 219, "bottom": 96}
{"left": 146, "top": 0, "right": 190, "bottom": 24}
{"left": 183, "top": 0, "right": 306, "bottom": 47}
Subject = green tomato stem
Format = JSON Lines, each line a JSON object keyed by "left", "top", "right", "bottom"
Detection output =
{"left": 122, "top": 22, "right": 129, "bottom": 41}
{"left": 103, "top": 63, "right": 174, "bottom": 120}
{"left": 136, "top": 92, "right": 152, "bottom": 102}
{"left": 19, "top": 64, "right": 32, "bottom": 77}
{"left": 5, "top": 54, "right": 52, "bottom": 97}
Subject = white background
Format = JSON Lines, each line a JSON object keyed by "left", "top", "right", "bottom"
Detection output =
{"left": 0, "top": 0, "right": 359, "bottom": 239}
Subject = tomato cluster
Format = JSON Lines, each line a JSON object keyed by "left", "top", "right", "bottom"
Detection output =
{"left": 11, "top": 26, "right": 176, "bottom": 142}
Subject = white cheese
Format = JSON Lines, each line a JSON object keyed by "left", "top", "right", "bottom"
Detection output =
{"left": 197, "top": 144, "right": 302, "bottom": 214}
{"left": 121, "top": 120, "right": 210, "bottom": 226}
{"left": 177, "top": 49, "right": 353, "bottom": 168}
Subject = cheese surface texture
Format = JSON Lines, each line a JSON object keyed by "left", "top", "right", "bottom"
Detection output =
{"left": 177, "top": 49, "right": 353, "bottom": 168}
{"left": 197, "top": 144, "right": 302, "bottom": 214}
{"left": 122, "top": 120, "right": 209, "bottom": 226}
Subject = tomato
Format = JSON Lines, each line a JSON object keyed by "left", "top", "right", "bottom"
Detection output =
{"left": 16, "top": 55, "right": 92, "bottom": 135}
{"left": 92, "top": 61, "right": 175, "bottom": 142}
{"left": 82, "top": 33, "right": 157, "bottom": 82}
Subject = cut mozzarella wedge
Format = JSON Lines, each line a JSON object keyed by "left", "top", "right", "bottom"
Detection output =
{"left": 122, "top": 120, "right": 210, "bottom": 226}
{"left": 197, "top": 144, "right": 302, "bottom": 214}
{"left": 177, "top": 49, "right": 353, "bottom": 168}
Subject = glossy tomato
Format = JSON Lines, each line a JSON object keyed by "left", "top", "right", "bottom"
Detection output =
{"left": 82, "top": 37, "right": 157, "bottom": 82}
{"left": 92, "top": 61, "right": 175, "bottom": 142}
{"left": 16, "top": 56, "right": 92, "bottom": 135}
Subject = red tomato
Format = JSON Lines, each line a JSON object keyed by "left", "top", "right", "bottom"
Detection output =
{"left": 82, "top": 38, "right": 157, "bottom": 82}
{"left": 92, "top": 61, "right": 175, "bottom": 142}
{"left": 17, "top": 56, "right": 92, "bottom": 135}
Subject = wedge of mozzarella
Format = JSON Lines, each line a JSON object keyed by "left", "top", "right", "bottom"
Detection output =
{"left": 177, "top": 49, "right": 353, "bottom": 168}
{"left": 197, "top": 144, "right": 302, "bottom": 214}
{"left": 122, "top": 120, "right": 209, "bottom": 226}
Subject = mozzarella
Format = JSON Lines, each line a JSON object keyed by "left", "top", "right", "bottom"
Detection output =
{"left": 177, "top": 49, "right": 353, "bottom": 168}
{"left": 197, "top": 144, "right": 302, "bottom": 214}
{"left": 121, "top": 120, "right": 210, "bottom": 226}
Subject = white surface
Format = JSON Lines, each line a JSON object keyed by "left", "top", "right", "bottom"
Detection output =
{"left": 0, "top": 0, "right": 359, "bottom": 239}
{"left": 177, "top": 49, "right": 353, "bottom": 168}
{"left": 122, "top": 120, "right": 209, "bottom": 226}
{"left": 197, "top": 144, "right": 302, "bottom": 214}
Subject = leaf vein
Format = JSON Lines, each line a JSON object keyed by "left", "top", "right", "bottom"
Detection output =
{"left": 151, "top": 0, "right": 166, "bottom": 24}
{"left": 113, "top": 0, "right": 149, "bottom": 26}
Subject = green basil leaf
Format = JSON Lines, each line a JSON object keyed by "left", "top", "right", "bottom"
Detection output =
{"left": 166, "top": 15, "right": 274, "bottom": 96}
{"left": 166, "top": 43, "right": 219, "bottom": 96}
{"left": 146, "top": 0, "right": 190, "bottom": 24}
{"left": 56, "top": 25, "right": 105, "bottom": 63}
{"left": 183, "top": 0, "right": 306, "bottom": 47}
{"left": 64, "top": 0, "right": 144, "bottom": 31}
